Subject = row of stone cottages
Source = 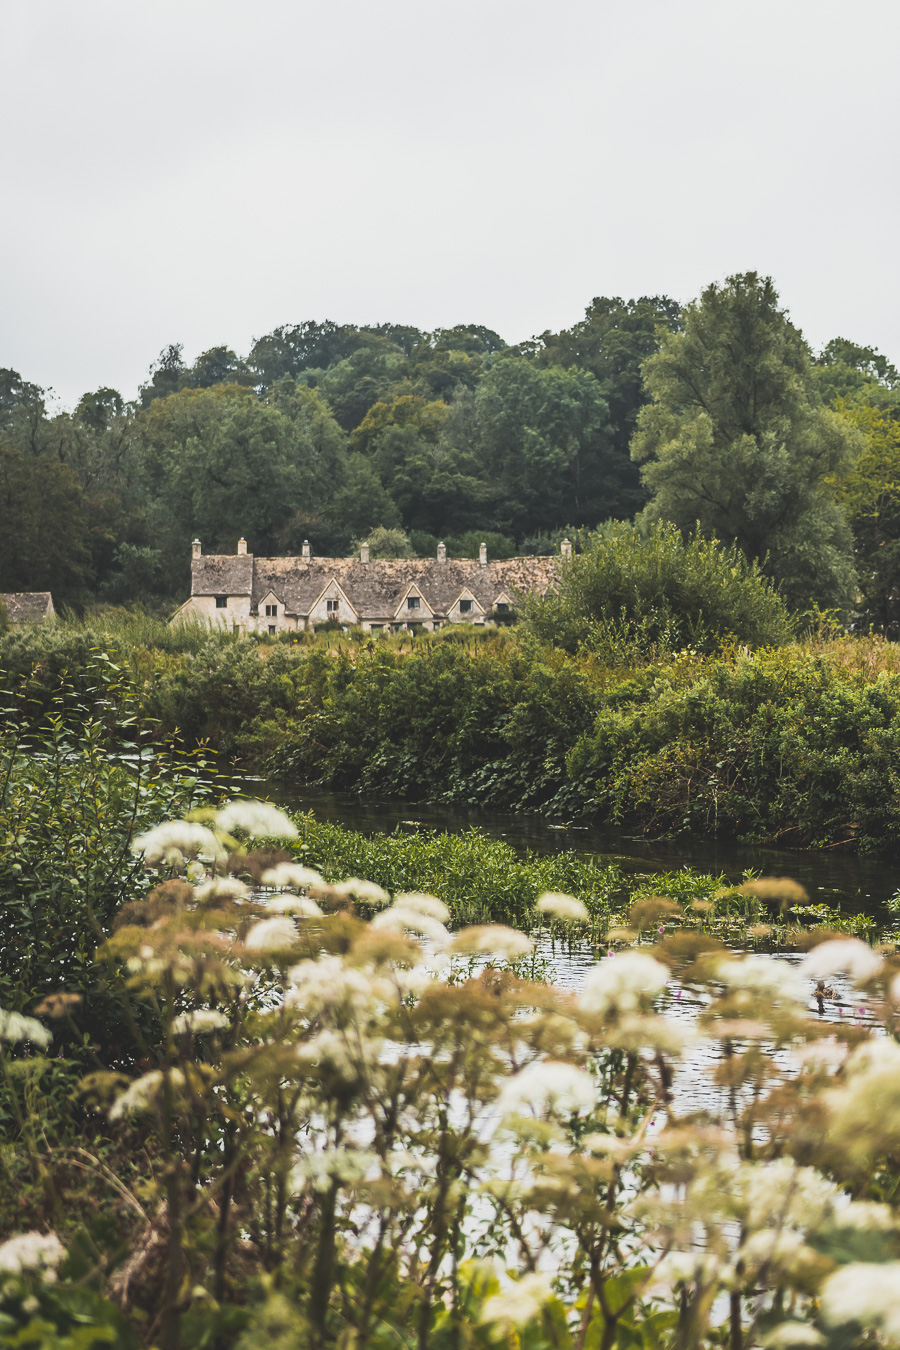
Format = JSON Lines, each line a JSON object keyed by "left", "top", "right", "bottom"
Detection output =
{"left": 172, "top": 538, "right": 571, "bottom": 635}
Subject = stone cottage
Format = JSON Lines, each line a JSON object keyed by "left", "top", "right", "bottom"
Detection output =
{"left": 0, "top": 592, "right": 56, "bottom": 625}
{"left": 171, "top": 539, "right": 568, "bottom": 635}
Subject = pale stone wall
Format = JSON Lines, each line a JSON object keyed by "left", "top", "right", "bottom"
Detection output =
{"left": 308, "top": 585, "right": 358, "bottom": 628}
{"left": 175, "top": 595, "right": 252, "bottom": 631}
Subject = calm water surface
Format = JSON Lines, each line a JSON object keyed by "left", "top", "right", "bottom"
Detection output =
{"left": 230, "top": 776, "right": 900, "bottom": 919}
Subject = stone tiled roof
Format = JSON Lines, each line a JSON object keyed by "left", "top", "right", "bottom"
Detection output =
{"left": 190, "top": 556, "right": 254, "bottom": 598}
{"left": 1, "top": 592, "right": 55, "bottom": 624}
{"left": 191, "top": 554, "right": 558, "bottom": 620}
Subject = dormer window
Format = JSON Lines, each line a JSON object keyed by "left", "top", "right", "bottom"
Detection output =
{"left": 496, "top": 601, "right": 509, "bottom": 613}
{"left": 459, "top": 598, "right": 473, "bottom": 613}
{"left": 326, "top": 599, "right": 339, "bottom": 613}
{"left": 265, "top": 604, "right": 277, "bottom": 617}
{"left": 215, "top": 596, "right": 227, "bottom": 609}
{"left": 407, "top": 596, "right": 420, "bottom": 610}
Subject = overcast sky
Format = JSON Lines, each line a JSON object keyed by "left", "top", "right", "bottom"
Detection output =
{"left": 3, "top": 0, "right": 898, "bottom": 408}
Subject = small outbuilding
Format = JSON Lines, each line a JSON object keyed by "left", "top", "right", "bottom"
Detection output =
{"left": 0, "top": 592, "right": 56, "bottom": 625}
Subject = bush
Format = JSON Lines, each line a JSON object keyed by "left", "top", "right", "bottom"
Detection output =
{"left": 522, "top": 520, "right": 794, "bottom": 656}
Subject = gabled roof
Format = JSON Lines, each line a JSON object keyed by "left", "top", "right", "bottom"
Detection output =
{"left": 189, "top": 553, "right": 558, "bottom": 619}
{"left": 1, "top": 592, "right": 55, "bottom": 624}
{"left": 191, "top": 556, "right": 254, "bottom": 596}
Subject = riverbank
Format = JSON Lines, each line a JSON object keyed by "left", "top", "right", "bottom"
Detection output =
{"left": 7, "top": 613, "right": 900, "bottom": 853}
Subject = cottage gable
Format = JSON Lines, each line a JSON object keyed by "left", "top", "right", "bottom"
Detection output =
{"left": 173, "top": 541, "right": 560, "bottom": 633}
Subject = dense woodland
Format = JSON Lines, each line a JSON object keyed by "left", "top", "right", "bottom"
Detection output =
{"left": 3, "top": 272, "right": 900, "bottom": 629}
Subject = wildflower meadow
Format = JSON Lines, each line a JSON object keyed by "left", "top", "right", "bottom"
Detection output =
{"left": 2, "top": 799, "right": 900, "bottom": 1348}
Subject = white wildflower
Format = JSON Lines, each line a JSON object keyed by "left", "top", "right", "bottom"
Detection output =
{"left": 0, "top": 1231, "right": 65, "bottom": 1276}
{"left": 260, "top": 863, "right": 325, "bottom": 891}
{"left": 331, "top": 877, "right": 391, "bottom": 906}
{"left": 193, "top": 877, "right": 250, "bottom": 903}
{"left": 132, "top": 820, "right": 226, "bottom": 864}
{"left": 394, "top": 892, "right": 450, "bottom": 922}
{"left": 109, "top": 1070, "right": 163, "bottom": 1120}
{"left": 800, "top": 939, "right": 883, "bottom": 984}
{"left": 295, "top": 1028, "right": 362, "bottom": 1078}
{"left": 286, "top": 955, "right": 389, "bottom": 1014}
{"left": 450, "top": 925, "right": 534, "bottom": 961}
{"left": 715, "top": 954, "right": 808, "bottom": 1005}
{"left": 0, "top": 1010, "right": 50, "bottom": 1048}
{"left": 821, "top": 1261, "right": 900, "bottom": 1337}
{"left": 172, "top": 1009, "right": 229, "bottom": 1036}
{"left": 265, "top": 893, "right": 323, "bottom": 918}
{"left": 480, "top": 1271, "right": 555, "bottom": 1328}
{"left": 579, "top": 952, "right": 668, "bottom": 1016}
{"left": 290, "top": 1148, "right": 380, "bottom": 1194}
{"left": 497, "top": 1061, "right": 595, "bottom": 1119}
{"left": 836, "top": 1201, "right": 898, "bottom": 1231}
{"left": 646, "top": 1250, "right": 720, "bottom": 1294}
{"left": 371, "top": 905, "right": 451, "bottom": 947}
{"left": 738, "top": 1158, "right": 839, "bottom": 1232}
{"left": 761, "top": 1324, "right": 824, "bottom": 1348}
{"left": 537, "top": 892, "right": 589, "bottom": 923}
{"left": 243, "top": 917, "right": 299, "bottom": 955}
{"left": 215, "top": 800, "right": 298, "bottom": 838}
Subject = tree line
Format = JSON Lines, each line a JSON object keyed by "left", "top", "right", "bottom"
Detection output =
{"left": 1, "top": 276, "right": 899, "bottom": 627}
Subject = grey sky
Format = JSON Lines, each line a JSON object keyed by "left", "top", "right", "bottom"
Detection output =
{"left": 3, "top": 0, "right": 898, "bottom": 408}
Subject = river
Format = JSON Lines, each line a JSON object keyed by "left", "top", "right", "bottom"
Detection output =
{"left": 228, "top": 775, "right": 900, "bottom": 920}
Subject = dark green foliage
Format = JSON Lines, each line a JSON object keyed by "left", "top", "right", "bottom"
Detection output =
{"left": 633, "top": 273, "right": 860, "bottom": 611}
{"left": 298, "top": 816, "right": 618, "bottom": 928}
{"left": 522, "top": 520, "right": 794, "bottom": 656}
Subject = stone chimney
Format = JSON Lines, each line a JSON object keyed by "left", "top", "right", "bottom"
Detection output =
{"left": 302, "top": 540, "right": 311, "bottom": 560}
{"left": 237, "top": 538, "right": 248, "bottom": 556}
{"left": 479, "top": 541, "right": 487, "bottom": 566}
{"left": 437, "top": 541, "right": 447, "bottom": 562}
{"left": 360, "top": 541, "right": 370, "bottom": 563}
{"left": 560, "top": 538, "right": 573, "bottom": 558}
{"left": 192, "top": 539, "right": 202, "bottom": 559}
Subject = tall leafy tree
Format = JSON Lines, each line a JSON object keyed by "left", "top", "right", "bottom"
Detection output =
{"left": 0, "top": 443, "right": 93, "bottom": 604}
{"left": 831, "top": 399, "right": 900, "bottom": 633}
{"left": 632, "top": 272, "right": 861, "bottom": 611}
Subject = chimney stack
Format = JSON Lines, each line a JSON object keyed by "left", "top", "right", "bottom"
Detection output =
{"left": 479, "top": 541, "right": 487, "bottom": 566}
{"left": 237, "top": 538, "right": 248, "bottom": 556}
{"left": 192, "top": 539, "right": 202, "bottom": 559}
{"left": 360, "top": 541, "right": 370, "bottom": 563}
{"left": 302, "top": 540, "right": 311, "bottom": 560}
{"left": 437, "top": 541, "right": 447, "bottom": 562}
{"left": 560, "top": 538, "right": 573, "bottom": 558}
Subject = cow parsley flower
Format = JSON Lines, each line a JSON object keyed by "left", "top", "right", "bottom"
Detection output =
{"left": 193, "top": 877, "right": 250, "bottom": 903}
{"left": 821, "top": 1262, "right": 900, "bottom": 1338}
{"left": 497, "top": 1061, "right": 596, "bottom": 1119}
{"left": 394, "top": 892, "right": 450, "bottom": 922}
{"left": 371, "top": 905, "right": 450, "bottom": 947}
{"left": 215, "top": 800, "right": 298, "bottom": 838}
{"left": 801, "top": 939, "right": 883, "bottom": 984}
{"left": 715, "top": 955, "right": 808, "bottom": 1004}
{"left": 171, "top": 1009, "right": 229, "bottom": 1036}
{"left": 132, "top": 821, "right": 226, "bottom": 864}
{"left": 579, "top": 952, "right": 668, "bottom": 1016}
{"left": 265, "top": 893, "right": 323, "bottom": 918}
{"left": 331, "top": 878, "right": 391, "bottom": 906}
{"left": 450, "top": 925, "right": 534, "bottom": 961}
{"left": 286, "top": 955, "right": 387, "bottom": 1014}
{"left": 0, "top": 1010, "right": 51, "bottom": 1048}
{"left": 480, "top": 1272, "right": 555, "bottom": 1329}
{"left": 244, "top": 917, "right": 299, "bottom": 955}
{"left": 260, "top": 863, "right": 325, "bottom": 891}
{"left": 109, "top": 1070, "right": 164, "bottom": 1120}
{"left": 761, "top": 1323, "right": 824, "bottom": 1347}
{"left": 537, "top": 892, "right": 589, "bottom": 923}
{"left": 0, "top": 1231, "right": 65, "bottom": 1277}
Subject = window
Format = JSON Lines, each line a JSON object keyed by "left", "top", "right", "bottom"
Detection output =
{"left": 407, "top": 596, "right": 420, "bottom": 610}
{"left": 268, "top": 625, "right": 276, "bottom": 636}
{"left": 496, "top": 601, "right": 508, "bottom": 613}
{"left": 215, "top": 596, "right": 227, "bottom": 609}
{"left": 265, "top": 603, "right": 277, "bottom": 617}
{"left": 459, "top": 598, "right": 473, "bottom": 613}
{"left": 326, "top": 599, "right": 339, "bottom": 613}
{"left": 370, "top": 624, "right": 383, "bottom": 632}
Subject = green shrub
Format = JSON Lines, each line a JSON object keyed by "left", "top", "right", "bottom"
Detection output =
{"left": 522, "top": 520, "right": 794, "bottom": 656}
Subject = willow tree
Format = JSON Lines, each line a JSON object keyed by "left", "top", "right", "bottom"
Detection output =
{"left": 632, "top": 273, "right": 861, "bottom": 612}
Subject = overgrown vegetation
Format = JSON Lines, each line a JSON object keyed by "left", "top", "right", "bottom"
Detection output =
{"left": 1, "top": 802, "right": 899, "bottom": 1348}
